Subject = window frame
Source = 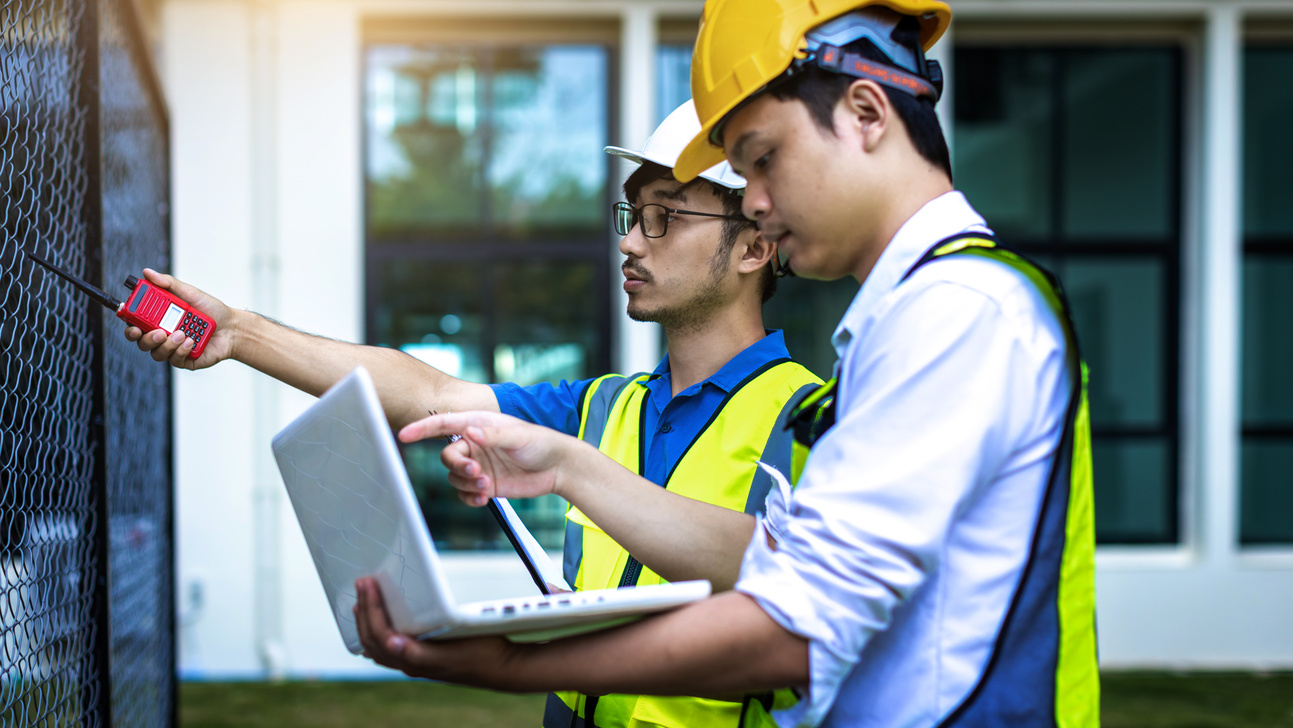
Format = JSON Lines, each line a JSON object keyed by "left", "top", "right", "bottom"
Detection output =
{"left": 952, "top": 38, "right": 1186, "bottom": 545}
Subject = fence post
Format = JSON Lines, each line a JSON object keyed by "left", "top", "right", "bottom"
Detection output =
{"left": 75, "top": 0, "right": 113, "bottom": 725}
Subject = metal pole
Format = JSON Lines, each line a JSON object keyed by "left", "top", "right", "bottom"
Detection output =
{"left": 76, "top": 0, "right": 113, "bottom": 724}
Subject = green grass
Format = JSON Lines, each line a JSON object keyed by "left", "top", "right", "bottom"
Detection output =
{"left": 180, "top": 672, "right": 1293, "bottom": 728}
{"left": 1101, "top": 672, "right": 1293, "bottom": 728}
{"left": 179, "top": 681, "right": 545, "bottom": 728}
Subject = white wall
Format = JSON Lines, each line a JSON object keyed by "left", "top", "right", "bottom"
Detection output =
{"left": 163, "top": 0, "right": 1293, "bottom": 679}
{"left": 166, "top": 0, "right": 261, "bottom": 676}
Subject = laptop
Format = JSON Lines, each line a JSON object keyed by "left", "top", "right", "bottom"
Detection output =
{"left": 271, "top": 366, "right": 711, "bottom": 653}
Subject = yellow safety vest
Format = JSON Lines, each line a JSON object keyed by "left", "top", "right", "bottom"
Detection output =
{"left": 766, "top": 235, "right": 1099, "bottom": 728}
{"left": 544, "top": 359, "right": 820, "bottom": 728}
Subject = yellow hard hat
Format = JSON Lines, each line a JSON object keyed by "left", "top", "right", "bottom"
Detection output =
{"left": 675, "top": 0, "right": 952, "bottom": 182}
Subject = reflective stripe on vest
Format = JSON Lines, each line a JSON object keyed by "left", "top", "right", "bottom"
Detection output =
{"left": 545, "top": 690, "right": 779, "bottom": 728}
{"left": 909, "top": 235, "right": 1099, "bottom": 727}
{"left": 785, "top": 378, "right": 837, "bottom": 484}
{"left": 546, "top": 359, "right": 820, "bottom": 728}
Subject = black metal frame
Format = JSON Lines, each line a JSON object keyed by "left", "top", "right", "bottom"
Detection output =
{"left": 124, "top": 0, "right": 179, "bottom": 714}
{"left": 110, "top": 0, "right": 178, "bottom": 721}
{"left": 78, "top": 0, "right": 176, "bottom": 724}
{"left": 956, "top": 44, "right": 1185, "bottom": 545}
{"left": 77, "top": 0, "right": 113, "bottom": 724}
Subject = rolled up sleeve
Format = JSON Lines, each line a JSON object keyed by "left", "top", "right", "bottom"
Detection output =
{"left": 735, "top": 281, "right": 1035, "bottom": 727}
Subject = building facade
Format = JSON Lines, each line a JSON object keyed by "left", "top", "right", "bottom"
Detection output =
{"left": 161, "top": 0, "right": 1293, "bottom": 678}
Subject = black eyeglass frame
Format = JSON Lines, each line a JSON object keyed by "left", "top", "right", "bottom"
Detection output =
{"left": 613, "top": 201, "right": 749, "bottom": 238}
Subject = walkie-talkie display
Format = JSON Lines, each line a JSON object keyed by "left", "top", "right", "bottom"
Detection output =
{"left": 26, "top": 250, "right": 216, "bottom": 359}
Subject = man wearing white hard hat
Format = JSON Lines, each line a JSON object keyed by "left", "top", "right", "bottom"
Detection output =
{"left": 523, "top": 99, "right": 819, "bottom": 727}
{"left": 124, "top": 100, "right": 818, "bottom": 727}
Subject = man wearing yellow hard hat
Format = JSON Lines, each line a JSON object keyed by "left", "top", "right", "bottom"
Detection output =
{"left": 354, "top": 2, "right": 1100, "bottom": 727}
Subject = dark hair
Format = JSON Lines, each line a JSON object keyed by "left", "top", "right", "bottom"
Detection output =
{"left": 622, "top": 162, "right": 777, "bottom": 303}
{"left": 768, "top": 17, "right": 952, "bottom": 182}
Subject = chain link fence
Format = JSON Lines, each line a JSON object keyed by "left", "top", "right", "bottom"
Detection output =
{"left": 1, "top": 0, "right": 174, "bottom": 725}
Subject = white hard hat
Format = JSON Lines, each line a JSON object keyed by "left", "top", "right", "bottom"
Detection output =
{"left": 604, "top": 99, "right": 746, "bottom": 191}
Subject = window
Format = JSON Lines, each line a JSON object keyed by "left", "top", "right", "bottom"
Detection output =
{"left": 364, "top": 43, "right": 613, "bottom": 550}
{"left": 1240, "top": 43, "right": 1293, "bottom": 545}
{"left": 954, "top": 46, "right": 1183, "bottom": 544}
{"left": 657, "top": 43, "right": 691, "bottom": 125}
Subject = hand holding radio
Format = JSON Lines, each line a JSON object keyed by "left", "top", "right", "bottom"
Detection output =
{"left": 25, "top": 251, "right": 232, "bottom": 369}
{"left": 123, "top": 269, "right": 235, "bottom": 370}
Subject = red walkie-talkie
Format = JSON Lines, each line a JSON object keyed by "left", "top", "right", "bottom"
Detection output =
{"left": 27, "top": 250, "right": 216, "bottom": 359}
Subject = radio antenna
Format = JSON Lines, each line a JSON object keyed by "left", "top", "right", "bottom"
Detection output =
{"left": 26, "top": 250, "right": 123, "bottom": 310}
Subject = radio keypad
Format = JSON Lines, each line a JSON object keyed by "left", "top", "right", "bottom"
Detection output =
{"left": 178, "top": 311, "right": 207, "bottom": 343}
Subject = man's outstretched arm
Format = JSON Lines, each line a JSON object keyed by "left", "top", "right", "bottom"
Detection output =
{"left": 354, "top": 577, "right": 809, "bottom": 697}
{"left": 124, "top": 268, "right": 498, "bottom": 428}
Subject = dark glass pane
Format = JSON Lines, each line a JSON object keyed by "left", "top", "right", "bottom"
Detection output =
{"left": 955, "top": 47, "right": 1179, "bottom": 242}
{"left": 1240, "top": 440, "right": 1293, "bottom": 544}
{"left": 371, "top": 258, "right": 601, "bottom": 550}
{"left": 1244, "top": 47, "right": 1293, "bottom": 237}
{"left": 488, "top": 47, "right": 607, "bottom": 236}
{"left": 367, "top": 47, "right": 487, "bottom": 237}
{"left": 953, "top": 48, "right": 1055, "bottom": 239}
{"left": 657, "top": 44, "right": 692, "bottom": 124}
{"left": 1242, "top": 256, "right": 1293, "bottom": 425}
{"left": 1062, "top": 50, "right": 1177, "bottom": 241}
{"left": 1092, "top": 438, "right": 1174, "bottom": 543}
{"left": 762, "top": 276, "right": 858, "bottom": 380}
{"left": 372, "top": 259, "right": 490, "bottom": 380}
{"left": 1054, "top": 258, "right": 1164, "bottom": 428}
{"left": 494, "top": 262, "right": 602, "bottom": 385}
{"left": 366, "top": 45, "right": 607, "bottom": 241}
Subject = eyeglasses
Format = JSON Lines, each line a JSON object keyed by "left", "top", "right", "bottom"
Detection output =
{"left": 613, "top": 201, "right": 749, "bottom": 239}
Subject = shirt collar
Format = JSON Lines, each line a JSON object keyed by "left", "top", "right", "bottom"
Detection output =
{"left": 831, "top": 192, "right": 992, "bottom": 358}
{"left": 650, "top": 329, "right": 792, "bottom": 397}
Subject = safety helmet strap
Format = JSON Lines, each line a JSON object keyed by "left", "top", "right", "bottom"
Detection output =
{"left": 806, "top": 44, "right": 943, "bottom": 102}
{"left": 795, "top": 7, "right": 943, "bottom": 101}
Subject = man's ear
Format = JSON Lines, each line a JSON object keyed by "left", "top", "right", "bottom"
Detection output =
{"left": 737, "top": 228, "right": 777, "bottom": 275}
{"left": 837, "top": 79, "right": 890, "bottom": 152}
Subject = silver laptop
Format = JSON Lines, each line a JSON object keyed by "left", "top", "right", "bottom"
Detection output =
{"left": 271, "top": 366, "right": 711, "bottom": 653}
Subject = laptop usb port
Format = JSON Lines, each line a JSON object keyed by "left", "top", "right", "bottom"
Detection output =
{"left": 503, "top": 605, "right": 516, "bottom": 615}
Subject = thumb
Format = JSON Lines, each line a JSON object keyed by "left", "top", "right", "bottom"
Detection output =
{"left": 142, "top": 268, "right": 201, "bottom": 303}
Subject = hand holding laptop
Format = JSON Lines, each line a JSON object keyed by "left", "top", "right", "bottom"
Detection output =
{"left": 272, "top": 368, "right": 709, "bottom": 654}
{"left": 351, "top": 576, "right": 514, "bottom": 682}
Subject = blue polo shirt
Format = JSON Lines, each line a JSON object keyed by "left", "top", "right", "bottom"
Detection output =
{"left": 490, "top": 330, "right": 793, "bottom": 487}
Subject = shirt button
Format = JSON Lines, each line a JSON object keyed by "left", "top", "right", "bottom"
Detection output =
{"left": 660, "top": 424, "right": 673, "bottom": 433}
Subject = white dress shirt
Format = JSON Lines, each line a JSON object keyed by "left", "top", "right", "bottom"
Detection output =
{"left": 736, "top": 192, "right": 1072, "bottom": 728}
